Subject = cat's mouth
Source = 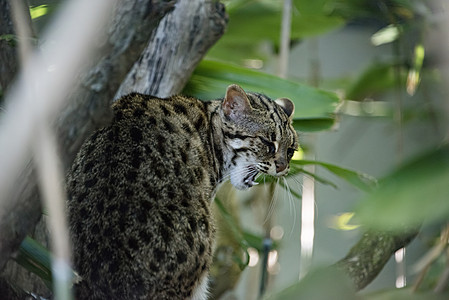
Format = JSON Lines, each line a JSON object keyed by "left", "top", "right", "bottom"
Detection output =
{"left": 243, "top": 166, "right": 259, "bottom": 187}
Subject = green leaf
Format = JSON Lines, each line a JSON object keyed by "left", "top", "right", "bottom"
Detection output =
{"left": 209, "top": 0, "right": 344, "bottom": 63}
{"left": 184, "top": 60, "right": 340, "bottom": 131}
{"left": 356, "top": 144, "right": 449, "bottom": 231}
{"left": 290, "top": 159, "right": 377, "bottom": 192}
{"left": 0, "top": 34, "right": 17, "bottom": 47}
{"left": 29, "top": 5, "right": 49, "bottom": 20}
{"left": 293, "top": 118, "right": 336, "bottom": 132}
{"left": 15, "top": 236, "right": 53, "bottom": 289}
{"left": 265, "top": 267, "right": 356, "bottom": 300}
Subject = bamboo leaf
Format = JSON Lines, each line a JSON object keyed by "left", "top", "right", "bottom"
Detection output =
{"left": 290, "top": 159, "right": 377, "bottom": 192}
{"left": 29, "top": 5, "right": 50, "bottom": 20}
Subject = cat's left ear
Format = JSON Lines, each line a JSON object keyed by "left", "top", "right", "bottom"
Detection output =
{"left": 275, "top": 98, "right": 295, "bottom": 119}
{"left": 223, "top": 84, "right": 252, "bottom": 120}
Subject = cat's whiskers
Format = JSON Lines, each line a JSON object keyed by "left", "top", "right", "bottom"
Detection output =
{"left": 222, "top": 163, "right": 254, "bottom": 179}
{"left": 263, "top": 178, "right": 280, "bottom": 224}
{"left": 282, "top": 177, "right": 298, "bottom": 236}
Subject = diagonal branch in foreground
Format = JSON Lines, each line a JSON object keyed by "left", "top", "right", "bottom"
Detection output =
{"left": 335, "top": 229, "right": 419, "bottom": 290}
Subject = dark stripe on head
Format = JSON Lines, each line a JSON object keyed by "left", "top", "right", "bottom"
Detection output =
{"left": 223, "top": 130, "right": 254, "bottom": 140}
{"left": 255, "top": 94, "right": 271, "bottom": 111}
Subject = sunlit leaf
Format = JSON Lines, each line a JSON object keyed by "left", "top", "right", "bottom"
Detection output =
{"left": 290, "top": 159, "right": 377, "bottom": 192}
{"left": 356, "top": 145, "right": 449, "bottom": 231}
{"left": 330, "top": 212, "right": 360, "bottom": 231}
{"left": 184, "top": 60, "right": 340, "bottom": 132}
{"left": 29, "top": 5, "right": 49, "bottom": 20}
{"left": 371, "top": 25, "right": 401, "bottom": 46}
{"left": 407, "top": 44, "right": 425, "bottom": 96}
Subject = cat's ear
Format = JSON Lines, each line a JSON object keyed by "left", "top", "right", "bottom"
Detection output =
{"left": 275, "top": 98, "right": 295, "bottom": 119}
{"left": 223, "top": 84, "right": 252, "bottom": 119}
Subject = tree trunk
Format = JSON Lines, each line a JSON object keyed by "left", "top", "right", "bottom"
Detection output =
{"left": 0, "top": 0, "right": 18, "bottom": 96}
{"left": 116, "top": 0, "right": 227, "bottom": 98}
{"left": 0, "top": 0, "right": 176, "bottom": 293}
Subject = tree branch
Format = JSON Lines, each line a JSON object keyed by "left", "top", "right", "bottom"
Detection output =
{"left": 0, "top": 0, "right": 18, "bottom": 95}
{"left": 335, "top": 229, "right": 418, "bottom": 290}
{"left": 0, "top": 0, "right": 176, "bottom": 273}
{"left": 116, "top": 0, "right": 228, "bottom": 98}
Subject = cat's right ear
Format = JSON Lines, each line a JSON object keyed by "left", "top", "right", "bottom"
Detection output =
{"left": 223, "top": 84, "right": 252, "bottom": 120}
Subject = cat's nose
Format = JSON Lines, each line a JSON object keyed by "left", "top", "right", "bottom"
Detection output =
{"left": 275, "top": 159, "right": 287, "bottom": 173}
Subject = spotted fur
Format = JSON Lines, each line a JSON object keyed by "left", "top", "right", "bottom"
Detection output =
{"left": 67, "top": 84, "right": 298, "bottom": 299}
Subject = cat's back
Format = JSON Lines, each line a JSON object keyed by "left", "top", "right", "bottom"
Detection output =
{"left": 67, "top": 93, "right": 215, "bottom": 299}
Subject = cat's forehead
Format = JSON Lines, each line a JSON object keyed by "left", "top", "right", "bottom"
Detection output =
{"left": 245, "top": 92, "right": 297, "bottom": 145}
{"left": 246, "top": 93, "right": 289, "bottom": 118}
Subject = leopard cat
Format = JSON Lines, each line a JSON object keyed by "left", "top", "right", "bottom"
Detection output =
{"left": 67, "top": 84, "right": 298, "bottom": 299}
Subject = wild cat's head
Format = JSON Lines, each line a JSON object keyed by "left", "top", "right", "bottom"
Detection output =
{"left": 220, "top": 84, "right": 299, "bottom": 190}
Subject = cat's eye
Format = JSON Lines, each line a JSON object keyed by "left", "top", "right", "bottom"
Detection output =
{"left": 259, "top": 137, "right": 276, "bottom": 155}
{"left": 287, "top": 148, "right": 295, "bottom": 159}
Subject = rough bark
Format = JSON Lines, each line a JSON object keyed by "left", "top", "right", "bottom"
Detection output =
{"left": 0, "top": 0, "right": 176, "bottom": 275}
{"left": 116, "top": 0, "right": 228, "bottom": 98}
{"left": 335, "top": 229, "right": 418, "bottom": 290}
{"left": 0, "top": 0, "right": 18, "bottom": 96}
{"left": 57, "top": 0, "right": 178, "bottom": 167}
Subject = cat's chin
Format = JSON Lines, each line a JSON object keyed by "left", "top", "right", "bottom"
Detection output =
{"left": 230, "top": 173, "right": 259, "bottom": 190}
{"left": 232, "top": 181, "right": 257, "bottom": 190}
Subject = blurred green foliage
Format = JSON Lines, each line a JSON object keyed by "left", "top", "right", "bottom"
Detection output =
{"left": 356, "top": 145, "right": 449, "bottom": 231}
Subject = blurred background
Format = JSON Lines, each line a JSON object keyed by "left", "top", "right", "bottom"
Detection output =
{"left": 199, "top": 1, "right": 448, "bottom": 299}
{"left": 2, "top": 0, "right": 448, "bottom": 299}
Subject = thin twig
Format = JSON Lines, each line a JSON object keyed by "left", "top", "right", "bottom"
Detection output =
{"left": 278, "top": 0, "right": 292, "bottom": 78}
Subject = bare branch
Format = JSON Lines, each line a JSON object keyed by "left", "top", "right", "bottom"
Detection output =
{"left": 335, "top": 230, "right": 418, "bottom": 290}
{"left": 116, "top": 0, "right": 228, "bottom": 98}
{"left": 0, "top": 0, "right": 18, "bottom": 93}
